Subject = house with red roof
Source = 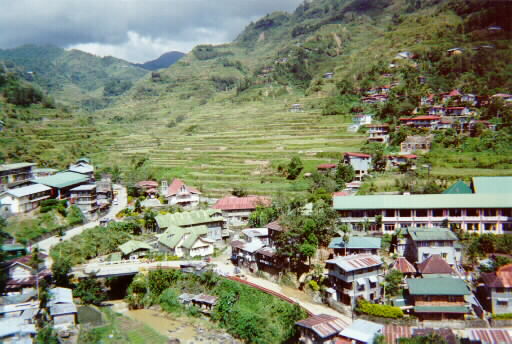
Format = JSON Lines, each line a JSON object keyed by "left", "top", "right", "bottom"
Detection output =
{"left": 295, "top": 314, "right": 348, "bottom": 344}
{"left": 317, "top": 163, "right": 337, "bottom": 174}
{"left": 441, "top": 89, "right": 462, "bottom": 103}
{"left": 212, "top": 195, "right": 271, "bottom": 227}
{"left": 420, "top": 94, "right": 435, "bottom": 106}
{"left": 135, "top": 180, "right": 159, "bottom": 197}
{"left": 478, "top": 264, "right": 512, "bottom": 315}
{"left": 343, "top": 152, "right": 372, "bottom": 181}
{"left": 164, "top": 178, "right": 201, "bottom": 207}
{"left": 445, "top": 106, "right": 471, "bottom": 117}
{"left": 387, "top": 154, "right": 417, "bottom": 169}
{"left": 417, "top": 254, "right": 455, "bottom": 276}
{"left": 391, "top": 257, "right": 416, "bottom": 277}
{"left": 428, "top": 106, "right": 446, "bottom": 116}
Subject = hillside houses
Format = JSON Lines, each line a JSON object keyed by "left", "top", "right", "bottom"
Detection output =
{"left": 478, "top": 264, "right": 512, "bottom": 315}
{"left": 365, "top": 123, "right": 389, "bottom": 143}
{"left": 404, "top": 227, "right": 462, "bottom": 266}
{"left": 0, "top": 162, "right": 36, "bottom": 191}
{"left": 213, "top": 195, "right": 271, "bottom": 228}
{"left": 400, "top": 135, "right": 433, "bottom": 154}
{"left": 164, "top": 178, "right": 201, "bottom": 207}
{"left": 0, "top": 184, "right": 52, "bottom": 215}
{"left": 155, "top": 209, "right": 225, "bottom": 241}
{"left": 343, "top": 152, "right": 371, "bottom": 181}
{"left": 157, "top": 225, "right": 215, "bottom": 258}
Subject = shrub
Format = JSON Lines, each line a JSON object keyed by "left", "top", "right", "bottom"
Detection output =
{"left": 308, "top": 280, "right": 320, "bottom": 291}
{"left": 356, "top": 299, "right": 404, "bottom": 318}
{"left": 492, "top": 313, "right": 512, "bottom": 319}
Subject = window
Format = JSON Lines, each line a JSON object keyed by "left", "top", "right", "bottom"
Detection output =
{"left": 432, "top": 209, "right": 444, "bottom": 217}
{"left": 400, "top": 209, "right": 412, "bottom": 217}
{"left": 367, "top": 210, "right": 381, "bottom": 217}
{"left": 503, "top": 223, "right": 512, "bottom": 232}
{"left": 483, "top": 209, "right": 497, "bottom": 217}
{"left": 423, "top": 253, "right": 429, "bottom": 259}
{"left": 467, "top": 208, "right": 479, "bottom": 217}
{"left": 497, "top": 299, "right": 509, "bottom": 306}
{"left": 448, "top": 208, "right": 461, "bottom": 217}
{"left": 502, "top": 208, "right": 512, "bottom": 217}
{"left": 448, "top": 296, "right": 457, "bottom": 302}
{"left": 385, "top": 209, "right": 395, "bottom": 217}
{"left": 401, "top": 223, "right": 411, "bottom": 229}
{"left": 416, "top": 223, "right": 427, "bottom": 228}
{"left": 442, "top": 253, "right": 448, "bottom": 259}
{"left": 484, "top": 223, "right": 496, "bottom": 231}
{"left": 385, "top": 224, "right": 395, "bottom": 231}
{"left": 467, "top": 223, "right": 479, "bottom": 231}
{"left": 352, "top": 210, "right": 365, "bottom": 217}
{"left": 416, "top": 209, "right": 428, "bottom": 217}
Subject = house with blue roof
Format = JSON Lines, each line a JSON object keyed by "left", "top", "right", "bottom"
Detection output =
{"left": 328, "top": 236, "right": 381, "bottom": 257}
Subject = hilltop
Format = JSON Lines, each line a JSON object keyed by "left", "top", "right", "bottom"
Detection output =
{"left": 133, "top": 51, "right": 185, "bottom": 70}
{"left": 1, "top": 0, "right": 511, "bottom": 197}
{"left": 0, "top": 44, "right": 148, "bottom": 109}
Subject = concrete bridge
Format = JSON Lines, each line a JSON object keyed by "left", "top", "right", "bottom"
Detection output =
{"left": 72, "top": 260, "right": 184, "bottom": 278}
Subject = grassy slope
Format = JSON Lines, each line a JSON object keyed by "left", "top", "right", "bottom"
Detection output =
{"left": 2, "top": 0, "right": 511, "bottom": 198}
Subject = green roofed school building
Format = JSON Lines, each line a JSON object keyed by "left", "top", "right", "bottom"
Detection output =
{"left": 333, "top": 176, "right": 512, "bottom": 234}
{"left": 32, "top": 172, "right": 90, "bottom": 200}
{"left": 406, "top": 276, "right": 471, "bottom": 321}
{"left": 328, "top": 236, "right": 381, "bottom": 257}
{"left": 157, "top": 225, "right": 214, "bottom": 258}
{"left": 155, "top": 209, "right": 225, "bottom": 241}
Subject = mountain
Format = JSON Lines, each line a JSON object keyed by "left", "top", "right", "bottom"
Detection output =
{"left": 134, "top": 51, "right": 185, "bottom": 70}
{"left": 0, "top": 44, "right": 148, "bottom": 108}
{"left": 2, "top": 0, "right": 512, "bottom": 196}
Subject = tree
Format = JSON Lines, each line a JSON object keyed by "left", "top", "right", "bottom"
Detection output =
{"left": 52, "top": 258, "right": 72, "bottom": 287}
{"left": 232, "top": 186, "right": 248, "bottom": 197}
{"left": 335, "top": 162, "right": 355, "bottom": 189}
{"left": 299, "top": 243, "right": 316, "bottom": 266}
{"left": 362, "top": 143, "right": 387, "bottom": 172}
{"left": 73, "top": 278, "right": 106, "bottom": 305}
{"left": 384, "top": 269, "right": 404, "bottom": 299}
{"left": 398, "top": 333, "right": 447, "bottom": 344}
{"left": 143, "top": 210, "right": 157, "bottom": 232}
{"left": 35, "top": 325, "right": 59, "bottom": 344}
{"left": 29, "top": 247, "right": 43, "bottom": 270}
{"left": 134, "top": 199, "right": 142, "bottom": 213}
{"left": 248, "top": 205, "right": 279, "bottom": 227}
{"left": 286, "top": 156, "right": 304, "bottom": 180}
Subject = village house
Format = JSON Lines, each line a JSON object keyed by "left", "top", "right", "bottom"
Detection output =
{"left": 0, "top": 290, "right": 39, "bottom": 323}
{"left": 337, "top": 319, "right": 384, "bottom": 344}
{"left": 323, "top": 72, "right": 334, "bottom": 79}
{"left": 69, "top": 184, "right": 98, "bottom": 219}
{"left": 155, "top": 209, "right": 225, "bottom": 241}
{"left": 163, "top": 178, "right": 201, "bottom": 207}
{"left": 295, "top": 314, "right": 348, "bottom": 344}
{"left": 4, "top": 253, "right": 50, "bottom": 294}
{"left": 326, "top": 254, "right": 384, "bottom": 307}
{"left": 362, "top": 94, "right": 388, "bottom": 104}
{"left": 447, "top": 47, "right": 464, "bottom": 55}
{"left": 0, "top": 317, "right": 37, "bottom": 343}
{"left": 332, "top": 178, "right": 512, "bottom": 234}
{"left": 441, "top": 89, "right": 462, "bottom": 104}
{"left": 33, "top": 171, "right": 90, "bottom": 199}
{"left": 328, "top": 236, "right": 381, "bottom": 257}
{"left": 317, "top": 163, "right": 337, "bottom": 175}
{"left": 343, "top": 152, "right": 372, "bottom": 181}
{"left": 213, "top": 195, "right": 271, "bottom": 228}
{"left": 464, "top": 328, "right": 512, "bottom": 344}
{"left": 0, "top": 184, "right": 52, "bottom": 215}
{"left": 399, "top": 115, "right": 440, "bottom": 129}
{"left": 266, "top": 220, "right": 284, "bottom": 248}
{"left": 395, "top": 51, "right": 414, "bottom": 60}
{"left": 290, "top": 104, "right": 304, "bottom": 112}
{"left": 417, "top": 254, "right": 455, "bottom": 277}
{"left": 478, "top": 264, "right": 512, "bottom": 315}
{"left": 230, "top": 239, "right": 265, "bottom": 272}
{"left": 118, "top": 240, "right": 153, "bottom": 260}
{"left": 406, "top": 276, "right": 471, "bottom": 321}
{"left": 437, "top": 117, "right": 454, "bottom": 130}
{"left": 68, "top": 157, "right": 94, "bottom": 180}
{"left": 365, "top": 123, "right": 389, "bottom": 143}
{"left": 492, "top": 93, "right": 512, "bottom": 104}
{"left": 241, "top": 227, "right": 269, "bottom": 245}
{"left": 428, "top": 105, "right": 447, "bottom": 116}
{"left": 404, "top": 227, "right": 462, "bottom": 266}
{"left": 420, "top": 94, "right": 435, "bottom": 106}
{"left": 391, "top": 257, "right": 417, "bottom": 277}
{"left": 461, "top": 93, "right": 478, "bottom": 105}
{"left": 1, "top": 244, "right": 28, "bottom": 260}
{"left": 136, "top": 180, "right": 159, "bottom": 197}
{"left": 400, "top": 135, "right": 433, "bottom": 154}
{"left": 349, "top": 113, "right": 373, "bottom": 132}
{"left": 387, "top": 154, "right": 417, "bottom": 169}
{"left": 157, "top": 224, "right": 215, "bottom": 258}
{"left": 191, "top": 294, "right": 217, "bottom": 313}
{"left": 48, "top": 287, "right": 77, "bottom": 330}
{"left": 445, "top": 106, "right": 471, "bottom": 117}
{"left": 96, "top": 175, "right": 113, "bottom": 206}
{"left": 0, "top": 162, "right": 36, "bottom": 192}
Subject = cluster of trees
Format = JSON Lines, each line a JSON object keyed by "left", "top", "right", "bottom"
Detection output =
{"left": 103, "top": 79, "right": 133, "bottom": 97}
{"left": 126, "top": 269, "right": 307, "bottom": 344}
{"left": 464, "top": 233, "right": 512, "bottom": 268}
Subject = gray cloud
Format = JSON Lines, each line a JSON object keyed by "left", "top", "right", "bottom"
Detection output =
{"left": 0, "top": 0, "right": 303, "bottom": 62}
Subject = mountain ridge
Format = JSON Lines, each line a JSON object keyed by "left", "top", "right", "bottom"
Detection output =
{"left": 133, "top": 51, "right": 185, "bottom": 70}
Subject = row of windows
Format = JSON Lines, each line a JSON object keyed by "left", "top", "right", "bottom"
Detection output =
{"left": 342, "top": 208, "right": 512, "bottom": 218}
{"left": 362, "top": 222, "right": 511, "bottom": 232}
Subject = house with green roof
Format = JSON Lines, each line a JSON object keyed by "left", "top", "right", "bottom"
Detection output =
{"left": 333, "top": 190, "right": 512, "bottom": 234}
{"left": 442, "top": 181, "right": 472, "bottom": 194}
{"left": 157, "top": 225, "right": 214, "bottom": 258}
{"left": 155, "top": 209, "right": 225, "bottom": 241}
{"left": 405, "top": 227, "right": 461, "bottom": 266}
{"left": 406, "top": 276, "right": 471, "bottom": 321}
{"left": 33, "top": 172, "right": 90, "bottom": 199}
{"left": 328, "top": 236, "right": 381, "bottom": 256}
{"left": 118, "top": 240, "right": 153, "bottom": 259}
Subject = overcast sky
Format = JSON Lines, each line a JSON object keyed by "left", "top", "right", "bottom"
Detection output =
{"left": 0, "top": 0, "right": 303, "bottom": 63}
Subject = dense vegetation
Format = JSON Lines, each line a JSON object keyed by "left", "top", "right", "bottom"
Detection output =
{"left": 126, "top": 269, "right": 307, "bottom": 344}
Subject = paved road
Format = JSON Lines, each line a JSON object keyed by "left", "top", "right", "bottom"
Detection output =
{"left": 36, "top": 184, "right": 127, "bottom": 266}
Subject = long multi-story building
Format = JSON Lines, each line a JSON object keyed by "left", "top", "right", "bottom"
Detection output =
{"left": 0, "top": 162, "right": 36, "bottom": 192}
{"left": 334, "top": 177, "right": 512, "bottom": 234}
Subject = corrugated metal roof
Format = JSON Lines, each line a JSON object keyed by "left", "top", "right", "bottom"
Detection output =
{"left": 34, "top": 172, "right": 89, "bottom": 189}
{"left": 48, "top": 287, "right": 73, "bottom": 305}
{"left": 296, "top": 314, "right": 348, "bottom": 338}
{"left": 443, "top": 181, "right": 473, "bottom": 194}
{"left": 414, "top": 305, "right": 469, "bottom": 313}
{"left": 327, "top": 254, "right": 383, "bottom": 272}
{"left": 118, "top": 240, "right": 153, "bottom": 255}
{"left": 158, "top": 225, "right": 208, "bottom": 249}
{"left": 408, "top": 228, "right": 458, "bottom": 241}
{"left": 167, "top": 178, "right": 200, "bottom": 196}
{"left": 472, "top": 176, "right": 512, "bottom": 194}
{"left": 192, "top": 294, "right": 217, "bottom": 305}
{"left": 156, "top": 209, "right": 223, "bottom": 229}
{"left": 0, "top": 162, "right": 35, "bottom": 172}
{"left": 213, "top": 195, "right": 271, "bottom": 211}
{"left": 70, "top": 184, "right": 96, "bottom": 191}
{"left": 333, "top": 193, "right": 512, "bottom": 210}
{"left": 50, "top": 303, "right": 77, "bottom": 316}
{"left": 242, "top": 228, "right": 268, "bottom": 238}
{"left": 328, "top": 236, "right": 381, "bottom": 250}
{"left": 339, "top": 319, "right": 384, "bottom": 343}
{"left": 417, "top": 254, "right": 454, "bottom": 275}
{"left": 384, "top": 325, "right": 412, "bottom": 344}
{"left": 406, "top": 277, "right": 470, "bottom": 296}
{"left": 465, "top": 328, "right": 512, "bottom": 344}
{"left": 266, "top": 220, "right": 283, "bottom": 232}
{"left": 4, "top": 183, "right": 51, "bottom": 198}
{"left": 392, "top": 257, "right": 416, "bottom": 274}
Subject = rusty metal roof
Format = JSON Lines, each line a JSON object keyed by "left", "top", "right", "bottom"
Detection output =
{"left": 392, "top": 257, "right": 416, "bottom": 274}
{"left": 417, "top": 254, "right": 454, "bottom": 275}
{"left": 192, "top": 294, "right": 217, "bottom": 305}
{"left": 327, "top": 254, "right": 383, "bottom": 273}
{"left": 384, "top": 325, "right": 412, "bottom": 344}
{"left": 296, "top": 314, "right": 348, "bottom": 339}
{"left": 213, "top": 195, "right": 271, "bottom": 211}
{"left": 465, "top": 328, "right": 512, "bottom": 344}
{"left": 266, "top": 220, "right": 284, "bottom": 232}
{"left": 481, "top": 271, "right": 512, "bottom": 288}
